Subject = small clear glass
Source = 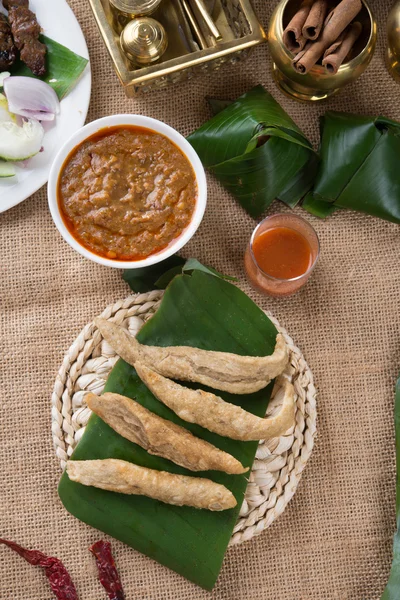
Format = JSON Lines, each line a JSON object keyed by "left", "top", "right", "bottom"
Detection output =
{"left": 244, "top": 213, "right": 320, "bottom": 297}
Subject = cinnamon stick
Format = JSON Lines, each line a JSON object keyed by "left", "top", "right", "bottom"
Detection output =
{"left": 321, "top": 28, "right": 347, "bottom": 57}
{"left": 292, "top": 0, "right": 362, "bottom": 74}
{"left": 283, "top": 0, "right": 313, "bottom": 54}
{"left": 302, "top": 0, "right": 329, "bottom": 40}
{"left": 322, "top": 21, "right": 362, "bottom": 73}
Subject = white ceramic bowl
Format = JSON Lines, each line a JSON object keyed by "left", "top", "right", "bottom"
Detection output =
{"left": 48, "top": 114, "right": 207, "bottom": 269}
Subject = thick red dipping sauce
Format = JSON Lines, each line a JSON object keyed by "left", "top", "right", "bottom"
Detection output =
{"left": 252, "top": 226, "right": 312, "bottom": 280}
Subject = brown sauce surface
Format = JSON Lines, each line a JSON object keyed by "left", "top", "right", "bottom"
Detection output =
{"left": 57, "top": 125, "right": 197, "bottom": 261}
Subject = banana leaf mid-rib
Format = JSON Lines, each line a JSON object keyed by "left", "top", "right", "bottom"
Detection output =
{"left": 303, "top": 112, "right": 400, "bottom": 224}
{"left": 187, "top": 85, "right": 318, "bottom": 219}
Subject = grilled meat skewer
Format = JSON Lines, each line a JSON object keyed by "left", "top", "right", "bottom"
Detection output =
{"left": 0, "top": 13, "right": 17, "bottom": 70}
{"left": 3, "top": 0, "right": 29, "bottom": 7}
{"left": 9, "top": 8, "right": 46, "bottom": 76}
{"left": 3, "top": 0, "right": 46, "bottom": 76}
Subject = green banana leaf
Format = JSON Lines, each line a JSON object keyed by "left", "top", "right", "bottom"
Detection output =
{"left": 187, "top": 85, "right": 318, "bottom": 219}
{"left": 123, "top": 257, "right": 237, "bottom": 293}
{"left": 303, "top": 112, "right": 400, "bottom": 224}
{"left": 181, "top": 258, "right": 237, "bottom": 281}
{"left": 8, "top": 35, "right": 88, "bottom": 99}
{"left": 58, "top": 270, "right": 278, "bottom": 589}
{"left": 122, "top": 255, "right": 186, "bottom": 293}
{"left": 382, "top": 375, "right": 400, "bottom": 599}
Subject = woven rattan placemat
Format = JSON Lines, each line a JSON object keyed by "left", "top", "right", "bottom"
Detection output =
{"left": 1, "top": 0, "right": 399, "bottom": 598}
{"left": 51, "top": 293, "right": 317, "bottom": 545}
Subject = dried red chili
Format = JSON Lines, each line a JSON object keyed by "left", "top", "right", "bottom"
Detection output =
{"left": 0, "top": 538, "right": 78, "bottom": 599}
{"left": 90, "top": 540, "right": 125, "bottom": 600}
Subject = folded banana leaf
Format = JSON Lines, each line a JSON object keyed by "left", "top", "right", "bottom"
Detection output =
{"left": 187, "top": 85, "right": 318, "bottom": 218}
{"left": 58, "top": 270, "right": 278, "bottom": 590}
{"left": 303, "top": 112, "right": 400, "bottom": 224}
{"left": 382, "top": 375, "right": 400, "bottom": 599}
{"left": 10, "top": 35, "right": 88, "bottom": 99}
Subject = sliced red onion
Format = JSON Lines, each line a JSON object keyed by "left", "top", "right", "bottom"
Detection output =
{"left": 3, "top": 76, "right": 60, "bottom": 122}
{"left": 17, "top": 159, "right": 30, "bottom": 169}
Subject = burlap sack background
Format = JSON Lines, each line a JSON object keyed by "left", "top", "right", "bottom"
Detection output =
{"left": 1, "top": 0, "right": 399, "bottom": 598}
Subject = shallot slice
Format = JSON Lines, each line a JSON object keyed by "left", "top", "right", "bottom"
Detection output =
{"left": 4, "top": 76, "right": 60, "bottom": 121}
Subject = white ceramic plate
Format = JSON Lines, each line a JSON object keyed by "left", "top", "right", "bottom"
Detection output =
{"left": 0, "top": 0, "right": 91, "bottom": 213}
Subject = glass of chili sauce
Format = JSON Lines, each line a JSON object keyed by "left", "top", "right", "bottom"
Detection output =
{"left": 244, "top": 213, "right": 320, "bottom": 297}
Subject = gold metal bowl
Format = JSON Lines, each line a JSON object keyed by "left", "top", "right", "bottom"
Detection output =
{"left": 268, "top": 0, "right": 377, "bottom": 102}
{"left": 387, "top": 1, "right": 400, "bottom": 83}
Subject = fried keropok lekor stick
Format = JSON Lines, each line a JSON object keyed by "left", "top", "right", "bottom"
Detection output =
{"left": 94, "top": 317, "right": 289, "bottom": 395}
{"left": 135, "top": 362, "right": 296, "bottom": 442}
{"left": 86, "top": 392, "right": 248, "bottom": 475}
{"left": 0, "top": 13, "right": 17, "bottom": 70}
{"left": 67, "top": 459, "right": 237, "bottom": 511}
{"left": 3, "top": 0, "right": 46, "bottom": 76}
